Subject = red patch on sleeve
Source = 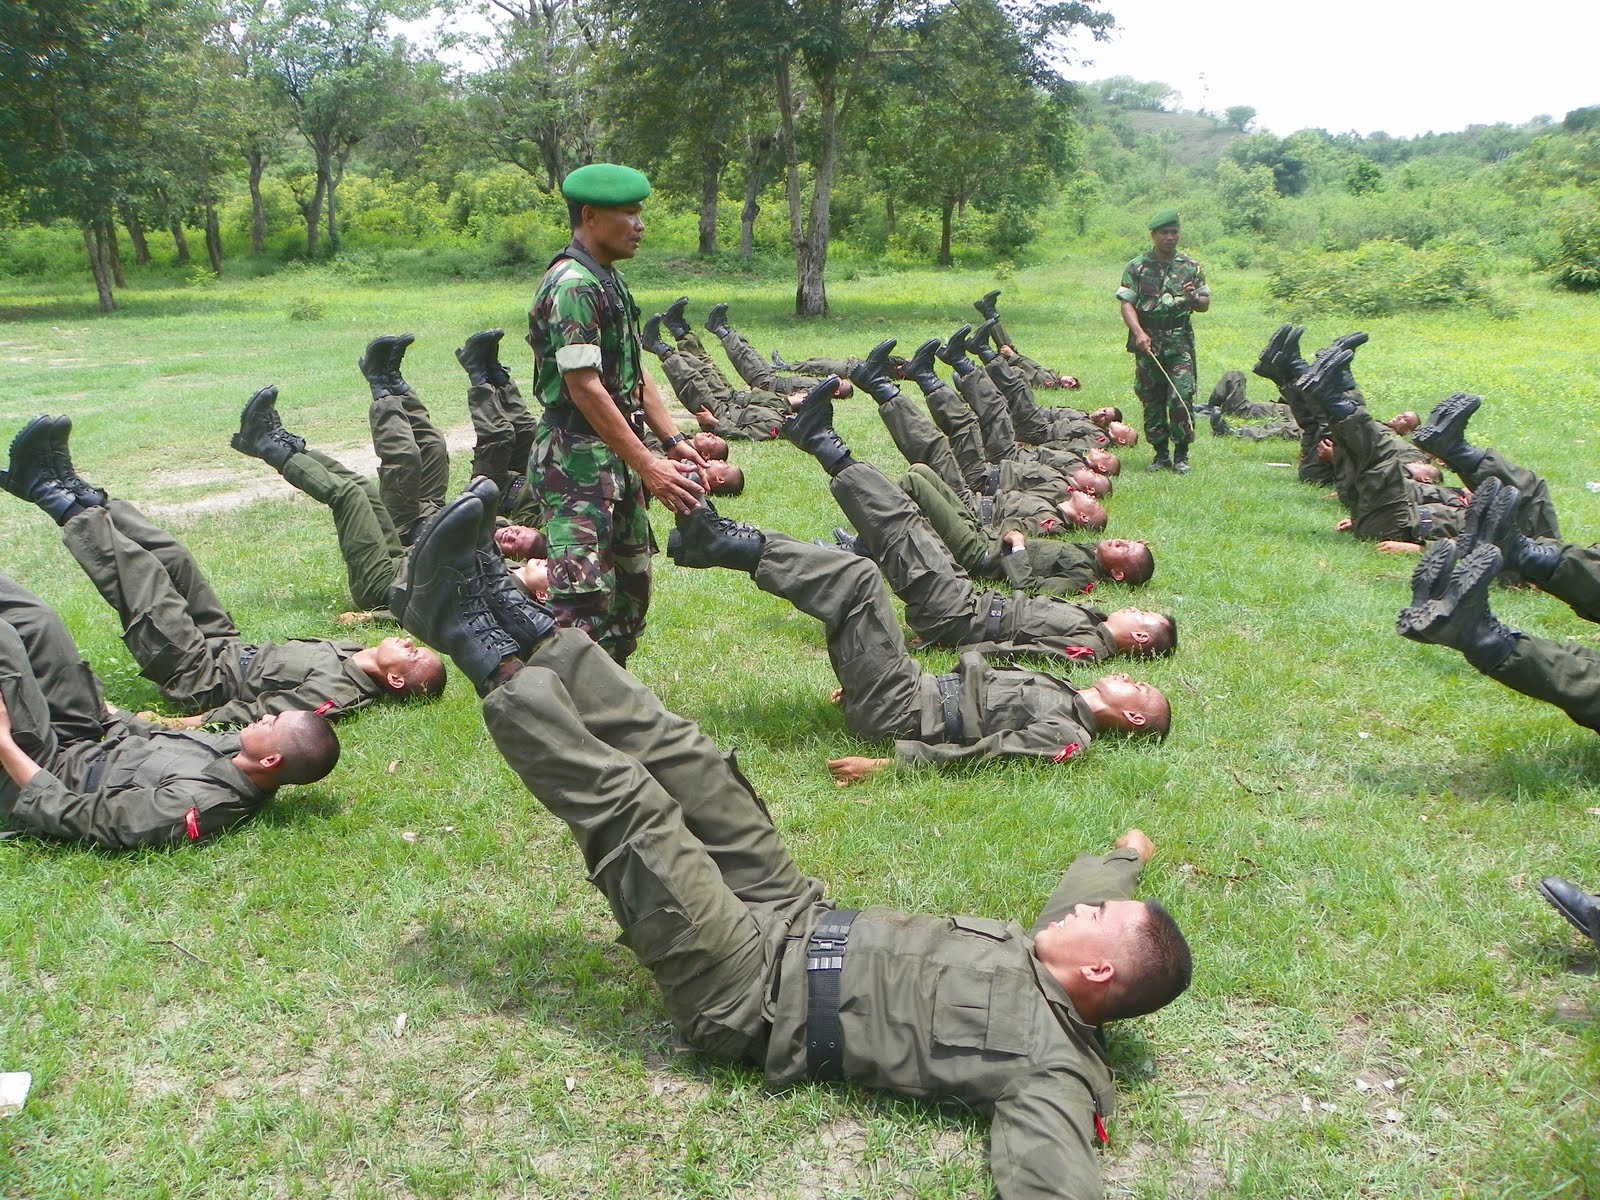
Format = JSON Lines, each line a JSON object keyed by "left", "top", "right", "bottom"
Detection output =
{"left": 1081, "top": 582, "right": 1094, "bottom": 594}
{"left": 184, "top": 807, "right": 201, "bottom": 841}
{"left": 1039, "top": 517, "right": 1059, "bottom": 533}
{"left": 314, "top": 700, "right": 336, "bottom": 716}
{"left": 1052, "top": 742, "right": 1081, "bottom": 763}
{"left": 1064, "top": 646, "right": 1095, "bottom": 660}
{"left": 1094, "top": 1112, "right": 1108, "bottom": 1144}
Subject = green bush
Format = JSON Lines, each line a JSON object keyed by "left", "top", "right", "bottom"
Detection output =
{"left": 0, "top": 221, "right": 85, "bottom": 276}
{"left": 1551, "top": 199, "right": 1600, "bottom": 290}
{"left": 1268, "top": 239, "right": 1513, "bottom": 318}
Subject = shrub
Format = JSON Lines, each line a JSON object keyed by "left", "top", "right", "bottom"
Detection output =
{"left": 287, "top": 296, "right": 325, "bottom": 321}
{"left": 1268, "top": 239, "right": 1511, "bottom": 318}
{"left": 1551, "top": 199, "right": 1600, "bottom": 291}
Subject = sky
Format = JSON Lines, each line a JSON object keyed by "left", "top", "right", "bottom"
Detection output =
{"left": 1070, "top": 0, "right": 1600, "bottom": 138}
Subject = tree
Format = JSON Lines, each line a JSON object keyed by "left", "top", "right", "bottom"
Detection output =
{"left": 1224, "top": 105, "right": 1255, "bottom": 133}
{"left": 0, "top": 0, "right": 199, "bottom": 310}
{"left": 593, "top": 0, "right": 774, "bottom": 257}
{"left": 1345, "top": 155, "right": 1383, "bottom": 196}
{"left": 463, "top": 0, "right": 602, "bottom": 193}
{"left": 1214, "top": 159, "right": 1275, "bottom": 233}
{"left": 262, "top": 0, "right": 423, "bottom": 254}
{"left": 1093, "top": 75, "right": 1174, "bottom": 112}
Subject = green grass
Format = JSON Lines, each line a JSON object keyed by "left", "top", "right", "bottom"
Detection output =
{"left": 2, "top": 246, "right": 1599, "bottom": 1199}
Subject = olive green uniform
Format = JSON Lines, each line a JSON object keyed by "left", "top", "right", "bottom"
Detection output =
{"left": 712, "top": 325, "right": 811, "bottom": 396}
{"left": 1331, "top": 400, "right": 1558, "bottom": 545}
{"left": 909, "top": 376, "right": 996, "bottom": 489}
{"left": 60, "top": 501, "right": 382, "bottom": 724}
{"left": 660, "top": 350, "right": 787, "bottom": 441}
{"left": 467, "top": 378, "right": 537, "bottom": 494}
{"left": 479, "top": 624, "right": 1135, "bottom": 1197}
{"left": 275, "top": 446, "right": 405, "bottom": 611}
{"left": 831, "top": 462, "right": 1119, "bottom": 662}
{"left": 0, "top": 573, "right": 271, "bottom": 849}
{"left": 984, "top": 358, "right": 1106, "bottom": 450}
{"left": 368, "top": 383, "right": 450, "bottom": 544}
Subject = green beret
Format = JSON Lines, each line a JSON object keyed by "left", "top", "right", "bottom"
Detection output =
{"left": 562, "top": 163, "right": 652, "bottom": 208}
{"left": 1148, "top": 207, "right": 1180, "bottom": 231}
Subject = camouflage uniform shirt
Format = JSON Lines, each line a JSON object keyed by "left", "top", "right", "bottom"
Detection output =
{"left": 1116, "top": 251, "right": 1210, "bottom": 449}
{"left": 526, "top": 248, "right": 656, "bottom": 664}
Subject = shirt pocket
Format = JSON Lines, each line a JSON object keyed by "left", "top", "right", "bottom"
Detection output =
{"left": 932, "top": 922, "right": 1035, "bottom": 1057}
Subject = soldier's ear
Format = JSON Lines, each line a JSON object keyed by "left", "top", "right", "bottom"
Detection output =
{"left": 385, "top": 671, "right": 407, "bottom": 694}
{"left": 258, "top": 751, "right": 283, "bottom": 772}
{"left": 1109, "top": 566, "right": 1126, "bottom": 582}
{"left": 1081, "top": 961, "right": 1115, "bottom": 985}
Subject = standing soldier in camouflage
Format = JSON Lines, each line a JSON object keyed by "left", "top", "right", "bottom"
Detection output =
{"left": 526, "top": 163, "right": 707, "bottom": 666}
{"left": 1117, "top": 209, "right": 1210, "bottom": 474}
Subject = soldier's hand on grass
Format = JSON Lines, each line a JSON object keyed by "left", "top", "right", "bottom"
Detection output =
{"left": 1114, "top": 828, "right": 1155, "bottom": 861}
{"left": 828, "top": 756, "right": 890, "bottom": 787}
{"left": 1376, "top": 540, "right": 1424, "bottom": 555}
{"left": 1003, "top": 531, "right": 1026, "bottom": 551}
{"left": 1335, "top": 518, "right": 1353, "bottom": 533}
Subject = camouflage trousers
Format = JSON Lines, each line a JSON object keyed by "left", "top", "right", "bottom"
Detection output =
{"left": 1131, "top": 326, "right": 1197, "bottom": 450}
{"left": 530, "top": 424, "right": 656, "bottom": 666}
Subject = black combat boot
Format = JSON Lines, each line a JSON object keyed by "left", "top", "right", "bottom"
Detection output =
{"left": 667, "top": 501, "right": 766, "bottom": 574}
{"left": 1464, "top": 477, "right": 1559, "bottom": 584}
{"left": 1396, "top": 539, "right": 1518, "bottom": 671}
{"left": 971, "top": 317, "right": 1000, "bottom": 363}
{"left": 833, "top": 526, "right": 871, "bottom": 557}
{"left": 1209, "top": 409, "right": 1231, "bottom": 437}
{"left": 467, "top": 477, "right": 557, "bottom": 659}
{"left": 1145, "top": 443, "right": 1172, "bottom": 472}
{"left": 1537, "top": 877, "right": 1600, "bottom": 951}
{"left": 904, "top": 338, "right": 943, "bottom": 392}
{"left": 3, "top": 416, "right": 90, "bottom": 524}
{"left": 935, "top": 324, "right": 975, "bottom": 376}
{"left": 45, "top": 416, "right": 108, "bottom": 508}
{"left": 705, "top": 303, "right": 731, "bottom": 339}
{"left": 393, "top": 488, "right": 521, "bottom": 690}
{"left": 1297, "top": 342, "right": 1365, "bottom": 422}
{"left": 1412, "top": 392, "right": 1486, "bottom": 474}
{"left": 359, "top": 335, "right": 403, "bottom": 398}
{"left": 848, "top": 338, "right": 900, "bottom": 404}
{"left": 771, "top": 349, "right": 799, "bottom": 372}
{"left": 640, "top": 315, "right": 672, "bottom": 358}
{"left": 1172, "top": 442, "right": 1191, "bottom": 474}
{"left": 383, "top": 332, "right": 417, "bottom": 395}
{"left": 456, "top": 330, "right": 507, "bottom": 388}
{"left": 662, "top": 296, "right": 691, "bottom": 340}
{"left": 974, "top": 289, "right": 1001, "bottom": 321}
{"left": 1252, "top": 324, "right": 1309, "bottom": 386}
{"left": 231, "top": 385, "right": 306, "bottom": 470}
{"left": 779, "top": 377, "right": 855, "bottom": 476}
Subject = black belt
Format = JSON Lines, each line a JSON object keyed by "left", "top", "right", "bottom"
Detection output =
{"left": 981, "top": 463, "right": 1000, "bottom": 497}
{"left": 984, "top": 594, "right": 1007, "bottom": 642}
{"left": 238, "top": 645, "right": 259, "bottom": 674}
{"left": 936, "top": 671, "right": 964, "bottom": 741}
{"left": 1416, "top": 510, "right": 1433, "bottom": 539}
{"left": 805, "top": 909, "right": 860, "bottom": 1081}
{"left": 541, "top": 404, "right": 646, "bottom": 439}
{"left": 979, "top": 495, "right": 995, "bottom": 525}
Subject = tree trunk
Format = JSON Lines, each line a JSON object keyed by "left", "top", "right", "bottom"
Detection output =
{"left": 885, "top": 192, "right": 896, "bottom": 237}
{"left": 204, "top": 202, "right": 223, "bottom": 276}
{"left": 939, "top": 199, "right": 954, "bottom": 267}
{"left": 697, "top": 148, "right": 722, "bottom": 257}
{"left": 105, "top": 220, "right": 126, "bottom": 288}
{"left": 247, "top": 148, "right": 266, "bottom": 255}
{"left": 170, "top": 217, "right": 191, "bottom": 265}
{"left": 120, "top": 204, "right": 151, "bottom": 266}
{"left": 793, "top": 75, "right": 839, "bottom": 317}
{"left": 739, "top": 133, "right": 776, "bottom": 261}
{"left": 327, "top": 148, "right": 348, "bottom": 253}
{"left": 301, "top": 169, "right": 326, "bottom": 256}
{"left": 81, "top": 221, "right": 116, "bottom": 313}
{"left": 776, "top": 61, "right": 807, "bottom": 300}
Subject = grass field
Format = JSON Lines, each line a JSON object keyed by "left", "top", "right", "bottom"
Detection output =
{"left": 2, "top": 248, "right": 1599, "bottom": 1199}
